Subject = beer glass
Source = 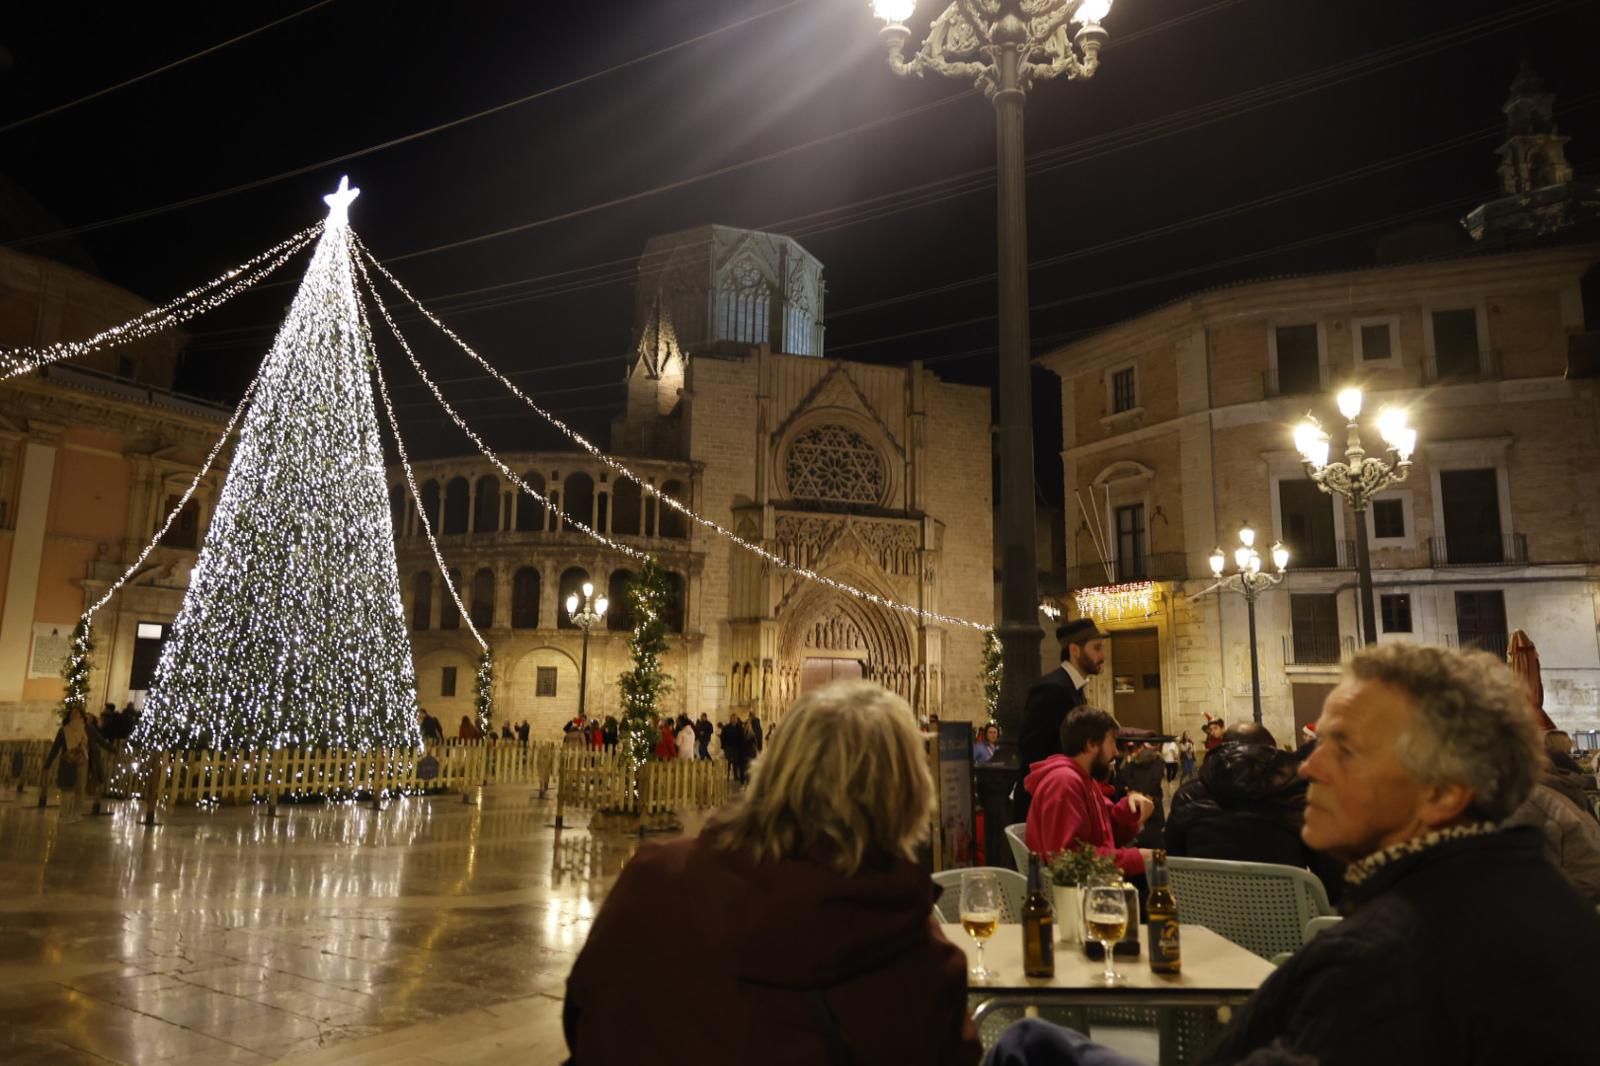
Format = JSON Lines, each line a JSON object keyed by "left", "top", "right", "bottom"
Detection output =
{"left": 1083, "top": 882, "right": 1129, "bottom": 986}
{"left": 959, "top": 869, "right": 1002, "bottom": 981}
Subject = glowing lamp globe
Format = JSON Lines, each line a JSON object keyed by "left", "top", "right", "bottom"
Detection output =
{"left": 1239, "top": 523, "right": 1256, "bottom": 549}
{"left": 1234, "top": 546, "right": 1252, "bottom": 572}
{"left": 1376, "top": 407, "right": 1408, "bottom": 448}
{"left": 1074, "top": 0, "right": 1113, "bottom": 24}
{"left": 595, "top": 596, "right": 609, "bottom": 618}
{"left": 1272, "top": 542, "right": 1290, "bottom": 571}
{"left": 1396, "top": 427, "right": 1417, "bottom": 460}
{"left": 1336, "top": 387, "right": 1364, "bottom": 421}
{"left": 870, "top": 0, "right": 916, "bottom": 23}
{"left": 566, "top": 594, "right": 580, "bottom": 617}
{"left": 1209, "top": 547, "right": 1226, "bottom": 577}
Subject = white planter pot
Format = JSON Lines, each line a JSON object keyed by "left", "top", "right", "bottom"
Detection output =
{"left": 1053, "top": 885, "right": 1083, "bottom": 946}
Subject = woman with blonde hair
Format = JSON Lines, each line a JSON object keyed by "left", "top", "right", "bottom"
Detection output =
{"left": 564, "top": 680, "right": 980, "bottom": 1066}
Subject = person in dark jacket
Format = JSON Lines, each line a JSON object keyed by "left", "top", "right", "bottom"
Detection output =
{"left": 1112, "top": 740, "right": 1167, "bottom": 849}
{"left": 565, "top": 680, "right": 980, "bottom": 1066}
{"left": 1541, "top": 730, "right": 1596, "bottom": 819}
{"left": 721, "top": 715, "right": 751, "bottom": 784}
{"left": 1015, "top": 618, "right": 1106, "bottom": 823}
{"left": 1165, "top": 722, "right": 1343, "bottom": 901}
{"left": 984, "top": 643, "right": 1600, "bottom": 1066}
{"left": 41, "top": 706, "right": 111, "bottom": 815}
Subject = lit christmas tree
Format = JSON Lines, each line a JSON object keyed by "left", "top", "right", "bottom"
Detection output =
{"left": 133, "top": 178, "right": 421, "bottom": 752}
{"left": 617, "top": 560, "right": 675, "bottom": 764}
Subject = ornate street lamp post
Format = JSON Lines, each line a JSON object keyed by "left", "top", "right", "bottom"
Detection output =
{"left": 1204, "top": 525, "right": 1290, "bottom": 725}
{"left": 565, "top": 582, "right": 608, "bottom": 720}
{"left": 1293, "top": 388, "right": 1416, "bottom": 647}
{"left": 867, "top": 0, "right": 1115, "bottom": 744}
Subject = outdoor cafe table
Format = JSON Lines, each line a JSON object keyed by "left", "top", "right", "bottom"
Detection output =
{"left": 939, "top": 923, "right": 1276, "bottom": 1065}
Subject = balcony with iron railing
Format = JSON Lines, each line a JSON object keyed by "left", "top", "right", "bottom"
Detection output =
{"left": 1444, "top": 633, "right": 1511, "bottom": 660}
{"left": 1066, "top": 552, "right": 1188, "bottom": 590}
{"left": 1262, "top": 363, "right": 1330, "bottom": 398}
{"left": 1288, "top": 539, "right": 1357, "bottom": 571}
{"left": 1283, "top": 632, "right": 1356, "bottom": 666}
{"left": 1423, "top": 347, "right": 1501, "bottom": 384}
{"left": 1426, "top": 533, "right": 1528, "bottom": 567}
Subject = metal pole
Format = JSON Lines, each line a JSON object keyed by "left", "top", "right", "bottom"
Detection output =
{"left": 1246, "top": 585, "right": 1263, "bottom": 725}
{"left": 578, "top": 622, "right": 591, "bottom": 720}
{"left": 990, "top": 19, "right": 1042, "bottom": 748}
{"left": 1352, "top": 500, "right": 1378, "bottom": 646}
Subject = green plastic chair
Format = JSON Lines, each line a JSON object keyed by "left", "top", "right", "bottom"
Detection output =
{"left": 1004, "top": 822, "right": 1031, "bottom": 871}
{"left": 931, "top": 867, "right": 1027, "bottom": 923}
{"left": 1165, "top": 856, "right": 1333, "bottom": 962}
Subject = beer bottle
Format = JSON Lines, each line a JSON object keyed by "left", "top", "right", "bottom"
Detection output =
{"left": 1146, "top": 849, "right": 1181, "bottom": 974}
{"left": 1022, "top": 852, "right": 1055, "bottom": 978}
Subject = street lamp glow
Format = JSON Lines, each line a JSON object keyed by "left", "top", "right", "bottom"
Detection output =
{"left": 1239, "top": 522, "right": 1256, "bottom": 548}
{"left": 595, "top": 596, "right": 609, "bottom": 617}
{"left": 1272, "top": 542, "right": 1290, "bottom": 571}
{"left": 1074, "top": 0, "right": 1113, "bottom": 23}
{"left": 1396, "top": 427, "right": 1417, "bottom": 460}
{"left": 565, "top": 593, "right": 579, "bottom": 617}
{"left": 1294, "top": 420, "right": 1330, "bottom": 468}
{"left": 1376, "top": 406, "right": 1408, "bottom": 448}
{"left": 1209, "top": 546, "right": 1226, "bottom": 577}
{"left": 1336, "top": 387, "right": 1364, "bottom": 421}
{"left": 581, "top": 581, "right": 594, "bottom": 599}
{"left": 870, "top": 0, "right": 916, "bottom": 23}
{"left": 1234, "top": 545, "right": 1252, "bottom": 571}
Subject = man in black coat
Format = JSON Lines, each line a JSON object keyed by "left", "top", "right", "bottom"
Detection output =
{"left": 1014, "top": 618, "right": 1106, "bottom": 823}
{"left": 1165, "top": 722, "right": 1343, "bottom": 901}
{"left": 987, "top": 643, "right": 1600, "bottom": 1066}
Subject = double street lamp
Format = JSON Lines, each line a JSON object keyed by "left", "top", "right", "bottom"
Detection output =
{"left": 1293, "top": 388, "right": 1416, "bottom": 646}
{"left": 565, "top": 582, "right": 608, "bottom": 720}
{"left": 1206, "top": 525, "right": 1290, "bottom": 724}
{"left": 867, "top": 0, "right": 1114, "bottom": 742}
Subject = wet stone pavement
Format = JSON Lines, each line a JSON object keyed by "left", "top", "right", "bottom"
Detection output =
{"left": 0, "top": 784, "right": 667, "bottom": 1064}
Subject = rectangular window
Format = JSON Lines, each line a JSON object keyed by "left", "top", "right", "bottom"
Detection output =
{"left": 1278, "top": 478, "right": 1339, "bottom": 568}
{"left": 1455, "top": 590, "right": 1508, "bottom": 658}
{"left": 536, "top": 666, "right": 558, "bottom": 698}
{"left": 1380, "top": 594, "right": 1413, "bottom": 633}
{"left": 1432, "top": 309, "right": 1480, "bottom": 378}
{"left": 1439, "top": 468, "right": 1502, "bottom": 563}
{"left": 1115, "top": 504, "right": 1146, "bottom": 582}
{"left": 1372, "top": 498, "right": 1406, "bottom": 539}
{"left": 1290, "top": 593, "right": 1341, "bottom": 664}
{"left": 1274, "top": 324, "right": 1321, "bottom": 395}
{"left": 1111, "top": 368, "right": 1137, "bottom": 414}
{"left": 1359, "top": 322, "right": 1393, "bottom": 362}
{"left": 441, "top": 666, "right": 457, "bottom": 698}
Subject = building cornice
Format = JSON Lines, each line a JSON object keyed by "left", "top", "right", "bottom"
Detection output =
{"left": 1038, "top": 243, "right": 1600, "bottom": 377}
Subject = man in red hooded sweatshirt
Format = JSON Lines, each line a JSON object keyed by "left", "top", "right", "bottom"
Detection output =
{"left": 1024, "top": 707, "right": 1154, "bottom": 878}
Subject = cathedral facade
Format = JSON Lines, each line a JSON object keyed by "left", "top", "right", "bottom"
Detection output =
{"left": 393, "top": 226, "right": 994, "bottom": 737}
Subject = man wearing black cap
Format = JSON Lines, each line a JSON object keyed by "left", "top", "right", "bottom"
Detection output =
{"left": 1014, "top": 617, "right": 1108, "bottom": 822}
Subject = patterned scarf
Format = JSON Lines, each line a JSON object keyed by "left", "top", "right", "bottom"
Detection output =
{"left": 1343, "top": 821, "right": 1500, "bottom": 888}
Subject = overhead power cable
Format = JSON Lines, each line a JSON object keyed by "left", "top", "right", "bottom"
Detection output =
{"left": 0, "top": 0, "right": 340, "bottom": 135}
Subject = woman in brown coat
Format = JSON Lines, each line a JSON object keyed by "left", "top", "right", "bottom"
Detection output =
{"left": 563, "top": 680, "right": 980, "bottom": 1066}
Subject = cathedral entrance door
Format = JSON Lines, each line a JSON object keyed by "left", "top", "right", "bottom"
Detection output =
{"left": 800, "top": 657, "right": 865, "bottom": 693}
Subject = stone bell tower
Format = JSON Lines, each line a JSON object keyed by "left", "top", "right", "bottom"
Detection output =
{"left": 1464, "top": 61, "right": 1600, "bottom": 243}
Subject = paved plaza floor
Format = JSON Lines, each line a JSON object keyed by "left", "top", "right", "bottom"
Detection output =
{"left": 0, "top": 784, "right": 671, "bottom": 1064}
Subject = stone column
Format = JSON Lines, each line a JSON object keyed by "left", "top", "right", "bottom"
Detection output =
{"left": 0, "top": 436, "right": 59, "bottom": 701}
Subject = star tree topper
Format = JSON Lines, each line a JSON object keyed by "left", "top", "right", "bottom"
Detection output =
{"left": 323, "top": 175, "right": 360, "bottom": 228}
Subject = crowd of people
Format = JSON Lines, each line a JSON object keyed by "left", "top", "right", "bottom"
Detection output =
{"left": 555, "top": 710, "right": 767, "bottom": 782}
{"left": 563, "top": 621, "right": 1600, "bottom": 1065}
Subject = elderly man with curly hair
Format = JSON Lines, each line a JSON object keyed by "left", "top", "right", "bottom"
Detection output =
{"left": 988, "top": 643, "right": 1600, "bottom": 1066}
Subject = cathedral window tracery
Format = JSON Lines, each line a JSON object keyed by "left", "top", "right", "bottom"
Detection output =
{"left": 784, "top": 424, "right": 888, "bottom": 506}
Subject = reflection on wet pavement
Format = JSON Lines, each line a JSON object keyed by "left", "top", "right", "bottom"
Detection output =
{"left": 0, "top": 786, "right": 663, "bottom": 1063}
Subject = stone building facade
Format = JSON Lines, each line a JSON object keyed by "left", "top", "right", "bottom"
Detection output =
{"left": 1039, "top": 243, "right": 1600, "bottom": 742}
{"left": 0, "top": 246, "right": 230, "bottom": 738}
{"left": 403, "top": 225, "right": 995, "bottom": 737}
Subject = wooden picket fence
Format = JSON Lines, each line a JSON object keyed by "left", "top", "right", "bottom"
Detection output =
{"left": 554, "top": 747, "right": 731, "bottom": 827}
{"left": 0, "top": 737, "right": 727, "bottom": 824}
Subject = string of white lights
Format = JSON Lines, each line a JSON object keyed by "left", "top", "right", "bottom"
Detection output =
{"left": 0, "top": 223, "right": 320, "bottom": 380}
{"left": 84, "top": 373, "right": 264, "bottom": 622}
{"left": 350, "top": 244, "right": 651, "bottom": 563}
{"left": 356, "top": 237, "right": 991, "bottom": 632}
{"left": 355, "top": 254, "right": 488, "bottom": 656}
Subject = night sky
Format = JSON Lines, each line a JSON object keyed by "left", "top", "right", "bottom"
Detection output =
{"left": 2, "top": 0, "right": 1597, "bottom": 495}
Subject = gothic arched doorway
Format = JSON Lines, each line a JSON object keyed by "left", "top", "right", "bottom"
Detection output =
{"left": 777, "top": 580, "right": 916, "bottom": 717}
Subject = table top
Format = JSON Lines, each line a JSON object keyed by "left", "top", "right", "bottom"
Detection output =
{"left": 939, "top": 923, "right": 1275, "bottom": 996}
